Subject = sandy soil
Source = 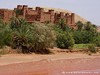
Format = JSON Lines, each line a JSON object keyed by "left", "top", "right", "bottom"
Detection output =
{"left": 0, "top": 53, "right": 100, "bottom": 75}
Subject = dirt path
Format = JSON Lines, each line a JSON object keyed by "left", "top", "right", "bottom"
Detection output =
{"left": 0, "top": 53, "right": 100, "bottom": 75}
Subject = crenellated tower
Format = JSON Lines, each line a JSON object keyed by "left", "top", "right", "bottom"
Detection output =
{"left": 0, "top": 5, "right": 76, "bottom": 28}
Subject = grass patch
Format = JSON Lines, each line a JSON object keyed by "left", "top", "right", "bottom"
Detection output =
{"left": 0, "top": 49, "right": 5, "bottom": 55}
{"left": 0, "top": 46, "right": 18, "bottom": 55}
{"left": 73, "top": 44, "right": 92, "bottom": 49}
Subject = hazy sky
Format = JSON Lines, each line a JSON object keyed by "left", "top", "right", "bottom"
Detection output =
{"left": 0, "top": 0, "right": 100, "bottom": 25}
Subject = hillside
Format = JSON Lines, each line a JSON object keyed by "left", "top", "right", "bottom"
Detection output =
{"left": 33, "top": 7, "right": 88, "bottom": 23}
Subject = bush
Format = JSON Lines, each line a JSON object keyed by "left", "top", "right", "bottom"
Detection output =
{"left": 11, "top": 21, "right": 56, "bottom": 54}
{"left": 0, "top": 18, "right": 56, "bottom": 54}
{"left": 88, "top": 44, "right": 97, "bottom": 53}
{"left": 93, "top": 36, "right": 100, "bottom": 47}
{"left": 0, "top": 22, "right": 12, "bottom": 48}
{"left": 75, "top": 21, "right": 98, "bottom": 44}
{"left": 73, "top": 30, "right": 96, "bottom": 44}
{"left": 53, "top": 24, "right": 74, "bottom": 49}
{"left": 56, "top": 31, "right": 74, "bottom": 49}
{"left": 32, "top": 22, "right": 56, "bottom": 54}
{"left": 73, "top": 31, "right": 83, "bottom": 44}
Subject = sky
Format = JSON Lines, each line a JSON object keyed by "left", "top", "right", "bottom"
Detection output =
{"left": 0, "top": 0, "right": 100, "bottom": 25}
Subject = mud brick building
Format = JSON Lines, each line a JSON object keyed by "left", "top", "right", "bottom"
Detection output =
{"left": 0, "top": 9, "right": 13, "bottom": 22}
{"left": 0, "top": 5, "right": 76, "bottom": 28}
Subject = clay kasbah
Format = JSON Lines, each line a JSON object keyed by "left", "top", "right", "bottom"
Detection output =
{"left": 0, "top": 5, "right": 76, "bottom": 29}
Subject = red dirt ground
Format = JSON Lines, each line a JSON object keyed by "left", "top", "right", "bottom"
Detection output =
{"left": 0, "top": 53, "right": 100, "bottom": 75}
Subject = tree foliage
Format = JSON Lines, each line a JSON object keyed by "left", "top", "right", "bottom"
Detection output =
{"left": 0, "top": 17, "right": 99, "bottom": 54}
{"left": 76, "top": 21, "right": 84, "bottom": 31}
{"left": 0, "top": 20, "right": 12, "bottom": 48}
{"left": 54, "top": 22, "right": 75, "bottom": 49}
{"left": 93, "top": 36, "right": 100, "bottom": 47}
{"left": 31, "top": 22, "right": 56, "bottom": 53}
{"left": 74, "top": 21, "right": 98, "bottom": 44}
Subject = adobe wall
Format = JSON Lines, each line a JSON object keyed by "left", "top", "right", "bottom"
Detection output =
{"left": 0, "top": 9, "right": 4, "bottom": 19}
{"left": 0, "top": 9, "right": 13, "bottom": 22}
{"left": 0, "top": 5, "right": 76, "bottom": 28}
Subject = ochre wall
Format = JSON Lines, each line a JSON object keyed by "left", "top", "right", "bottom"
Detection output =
{"left": 0, "top": 5, "right": 76, "bottom": 28}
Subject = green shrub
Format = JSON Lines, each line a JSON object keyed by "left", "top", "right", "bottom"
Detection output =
{"left": 56, "top": 32, "right": 74, "bottom": 49}
{"left": 32, "top": 22, "right": 56, "bottom": 54}
{"left": 73, "top": 31, "right": 83, "bottom": 44}
{"left": 75, "top": 21, "right": 98, "bottom": 44}
{"left": 53, "top": 24, "right": 74, "bottom": 49}
{"left": 93, "top": 36, "right": 100, "bottom": 47}
{"left": 0, "top": 22, "right": 12, "bottom": 48}
{"left": 73, "top": 30, "right": 96, "bottom": 44}
{"left": 88, "top": 44, "right": 97, "bottom": 53}
{"left": 10, "top": 19, "right": 56, "bottom": 54}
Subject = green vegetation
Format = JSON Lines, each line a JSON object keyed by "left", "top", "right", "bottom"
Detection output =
{"left": 0, "top": 18, "right": 100, "bottom": 54}
{"left": 74, "top": 21, "right": 98, "bottom": 44}
{"left": 73, "top": 44, "right": 91, "bottom": 49}
{"left": 0, "top": 19, "right": 12, "bottom": 48}
{"left": 88, "top": 44, "right": 97, "bottom": 53}
{"left": 54, "top": 24, "right": 74, "bottom": 49}
{"left": 0, "top": 18, "right": 56, "bottom": 54}
{"left": 56, "top": 32, "right": 74, "bottom": 49}
{"left": 93, "top": 36, "right": 100, "bottom": 47}
{"left": 31, "top": 22, "right": 56, "bottom": 54}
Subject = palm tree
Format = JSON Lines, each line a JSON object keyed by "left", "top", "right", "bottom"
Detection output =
{"left": 10, "top": 18, "right": 34, "bottom": 53}
{"left": 84, "top": 21, "right": 97, "bottom": 33}
{"left": 58, "top": 18, "right": 66, "bottom": 31}
{"left": 84, "top": 21, "right": 92, "bottom": 31}
{"left": 76, "top": 21, "right": 84, "bottom": 31}
{"left": 0, "top": 19, "right": 12, "bottom": 48}
{"left": 14, "top": 9, "right": 23, "bottom": 17}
